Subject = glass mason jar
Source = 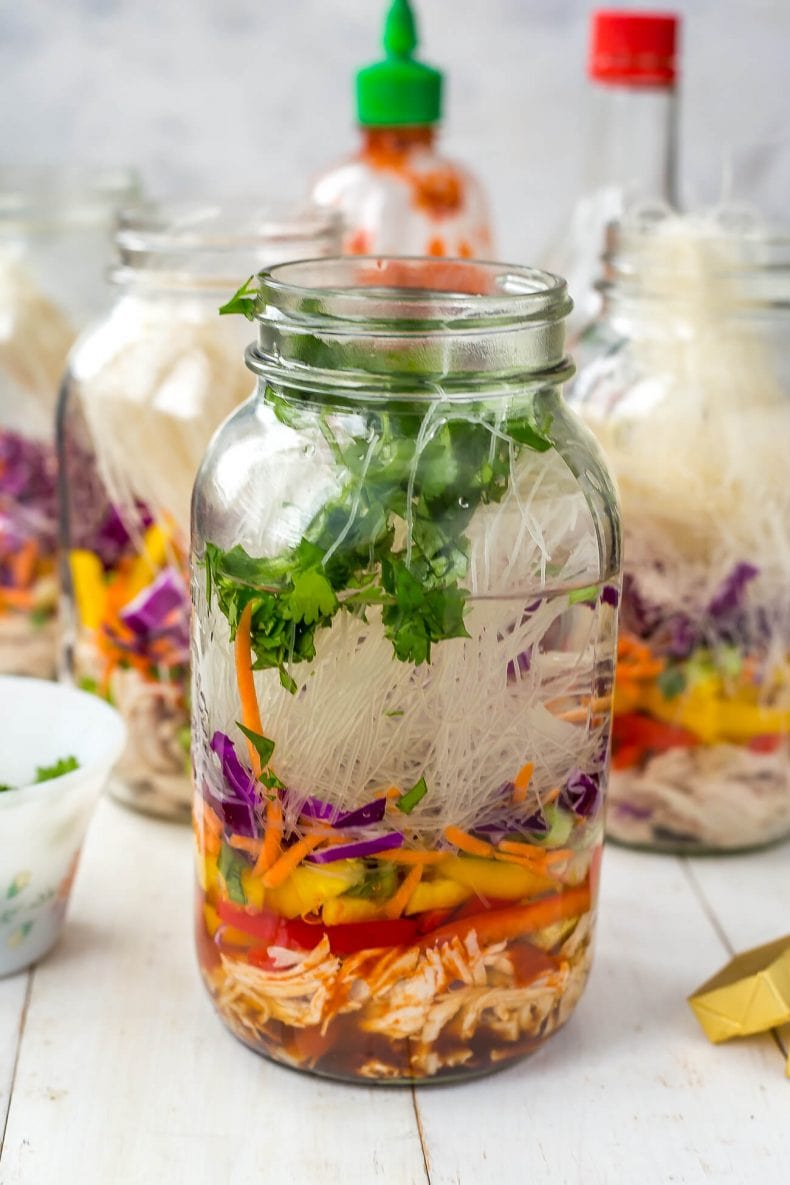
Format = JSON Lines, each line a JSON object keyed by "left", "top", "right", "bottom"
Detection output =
{"left": 0, "top": 166, "right": 139, "bottom": 679}
{"left": 58, "top": 204, "right": 341, "bottom": 821}
{"left": 573, "top": 217, "right": 790, "bottom": 852}
{"left": 191, "top": 256, "right": 621, "bottom": 1083}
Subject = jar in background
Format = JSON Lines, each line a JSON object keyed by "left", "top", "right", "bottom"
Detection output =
{"left": 573, "top": 216, "right": 790, "bottom": 852}
{"left": 58, "top": 204, "right": 341, "bottom": 821}
{"left": 0, "top": 167, "right": 139, "bottom": 678}
{"left": 191, "top": 256, "right": 620, "bottom": 1083}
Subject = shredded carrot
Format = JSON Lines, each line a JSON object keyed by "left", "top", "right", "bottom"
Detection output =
{"left": 234, "top": 601, "right": 283, "bottom": 872}
{"left": 202, "top": 802, "right": 223, "bottom": 838}
{"left": 377, "top": 849, "right": 448, "bottom": 865}
{"left": 443, "top": 826, "right": 493, "bottom": 858}
{"left": 385, "top": 786, "right": 403, "bottom": 799}
{"left": 254, "top": 799, "right": 284, "bottom": 875}
{"left": 494, "top": 851, "right": 546, "bottom": 869}
{"left": 229, "top": 834, "right": 262, "bottom": 856}
{"left": 204, "top": 829, "right": 221, "bottom": 857}
{"left": 261, "top": 834, "right": 324, "bottom": 889}
{"left": 543, "top": 848, "right": 574, "bottom": 866}
{"left": 420, "top": 883, "right": 591, "bottom": 951}
{"left": 384, "top": 865, "right": 424, "bottom": 919}
{"left": 498, "top": 839, "right": 547, "bottom": 858}
{"left": 0, "top": 587, "right": 34, "bottom": 610}
{"left": 234, "top": 602, "right": 264, "bottom": 776}
{"left": 9, "top": 539, "right": 38, "bottom": 588}
{"left": 512, "top": 761, "right": 534, "bottom": 804}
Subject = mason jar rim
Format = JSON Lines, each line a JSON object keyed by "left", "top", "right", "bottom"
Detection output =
{"left": 258, "top": 256, "right": 572, "bottom": 329}
{"left": 115, "top": 201, "right": 342, "bottom": 254}
{"left": 111, "top": 201, "right": 343, "bottom": 292}
{"left": 0, "top": 166, "right": 140, "bottom": 230}
{"left": 599, "top": 216, "right": 790, "bottom": 311}
{"left": 246, "top": 256, "right": 575, "bottom": 396}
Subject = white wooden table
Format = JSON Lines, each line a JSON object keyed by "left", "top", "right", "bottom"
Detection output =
{"left": 0, "top": 798, "right": 787, "bottom": 1184}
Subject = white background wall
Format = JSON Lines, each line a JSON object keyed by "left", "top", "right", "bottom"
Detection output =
{"left": 0, "top": 0, "right": 788, "bottom": 262}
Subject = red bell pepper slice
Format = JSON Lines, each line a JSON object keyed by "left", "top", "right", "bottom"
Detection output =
{"left": 217, "top": 898, "right": 419, "bottom": 958}
{"left": 613, "top": 712, "right": 699, "bottom": 752}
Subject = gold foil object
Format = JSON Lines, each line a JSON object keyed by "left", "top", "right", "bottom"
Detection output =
{"left": 688, "top": 936, "right": 790, "bottom": 1075}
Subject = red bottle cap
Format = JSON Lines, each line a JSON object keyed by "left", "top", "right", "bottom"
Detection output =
{"left": 589, "top": 10, "right": 679, "bottom": 87}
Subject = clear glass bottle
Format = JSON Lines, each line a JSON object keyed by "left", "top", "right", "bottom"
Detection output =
{"left": 311, "top": 0, "right": 493, "bottom": 257}
{"left": 191, "top": 255, "right": 621, "bottom": 1083}
{"left": 0, "top": 166, "right": 139, "bottom": 679}
{"left": 574, "top": 214, "right": 790, "bottom": 852}
{"left": 58, "top": 203, "right": 341, "bottom": 821}
{"left": 545, "top": 9, "right": 679, "bottom": 345}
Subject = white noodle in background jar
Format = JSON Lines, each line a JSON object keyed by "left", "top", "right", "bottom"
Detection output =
{"left": 573, "top": 213, "right": 790, "bottom": 852}
{"left": 57, "top": 203, "right": 341, "bottom": 820}
{"left": 0, "top": 166, "right": 139, "bottom": 679}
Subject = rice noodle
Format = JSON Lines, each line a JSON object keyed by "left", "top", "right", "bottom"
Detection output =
{"left": 575, "top": 213, "right": 790, "bottom": 849}
{"left": 193, "top": 442, "right": 614, "bottom": 844}
{"left": 72, "top": 296, "right": 253, "bottom": 541}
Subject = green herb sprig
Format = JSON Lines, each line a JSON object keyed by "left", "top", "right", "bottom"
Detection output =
{"left": 205, "top": 388, "right": 553, "bottom": 691}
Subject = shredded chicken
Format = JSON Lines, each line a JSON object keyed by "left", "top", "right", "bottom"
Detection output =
{"left": 73, "top": 638, "right": 190, "bottom": 817}
{"left": 209, "top": 912, "right": 594, "bottom": 1079}
{"left": 0, "top": 611, "right": 57, "bottom": 679}
{"left": 608, "top": 743, "right": 790, "bottom": 850}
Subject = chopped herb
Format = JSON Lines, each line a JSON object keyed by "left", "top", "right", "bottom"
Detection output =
{"left": 657, "top": 666, "right": 686, "bottom": 700}
{"left": 345, "top": 860, "right": 398, "bottom": 901}
{"left": 218, "top": 275, "right": 258, "bottom": 321}
{"left": 217, "top": 842, "right": 247, "bottom": 905}
{"left": 236, "top": 723, "right": 276, "bottom": 769}
{"left": 0, "top": 784, "right": 11, "bottom": 794}
{"left": 203, "top": 388, "right": 556, "bottom": 688}
{"left": 35, "top": 756, "right": 79, "bottom": 783}
{"left": 568, "top": 585, "right": 599, "bottom": 606}
{"left": 395, "top": 775, "right": 428, "bottom": 815}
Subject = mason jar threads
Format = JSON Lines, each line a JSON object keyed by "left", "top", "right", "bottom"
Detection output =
{"left": 0, "top": 166, "right": 139, "bottom": 678}
{"left": 57, "top": 203, "right": 341, "bottom": 821}
{"left": 573, "top": 215, "right": 790, "bottom": 852}
{"left": 191, "top": 256, "right": 621, "bottom": 1083}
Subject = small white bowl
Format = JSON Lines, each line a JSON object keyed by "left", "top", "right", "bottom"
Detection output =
{"left": 0, "top": 676, "right": 126, "bottom": 976}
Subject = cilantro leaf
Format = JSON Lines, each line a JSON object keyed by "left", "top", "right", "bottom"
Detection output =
{"left": 657, "top": 667, "right": 686, "bottom": 700}
{"left": 236, "top": 723, "right": 276, "bottom": 768}
{"left": 287, "top": 569, "right": 338, "bottom": 624}
{"left": 395, "top": 775, "right": 428, "bottom": 815}
{"left": 35, "top": 756, "right": 79, "bottom": 783}
{"left": 218, "top": 275, "right": 259, "bottom": 321}
{"left": 202, "top": 386, "right": 555, "bottom": 681}
{"left": 217, "top": 842, "right": 247, "bottom": 905}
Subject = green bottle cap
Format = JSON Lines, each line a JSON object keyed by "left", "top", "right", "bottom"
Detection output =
{"left": 356, "top": 0, "right": 443, "bottom": 127}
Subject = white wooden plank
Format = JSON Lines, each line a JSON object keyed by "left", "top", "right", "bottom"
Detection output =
{"left": 683, "top": 839, "right": 790, "bottom": 953}
{"left": 0, "top": 971, "right": 29, "bottom": 1146}
{"left": 414, "top": 847, "right": 789, "bottom": 1185}
{"left": 0, "top": 799, "right": 427, "bottom": 1185}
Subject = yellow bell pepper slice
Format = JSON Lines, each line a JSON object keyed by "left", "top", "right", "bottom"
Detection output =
{"left": 716, "top": 701, "right": 790, "bottom": 742}
{"left": 265, "top": 860, "right": 362, "bottom": 919}
{"left": 321, "top": 896, "right": 387, "bottom": 925}
{"left": 69, "top": 550, "right": 107, "bottom": 630}
{"left": 125, "top": 522, "right": 174, "bottom": 600}
{"left": 441, "top": 856, "right": 556, "bottom": 900}
{"left": 404, "top": 877, "right": 471, "bottom": 915}
{"left": 240, "top": 869, "right": 266, "bottom": 912}
{"left": 195, "top": 852, "right": 221, "bottom": 897}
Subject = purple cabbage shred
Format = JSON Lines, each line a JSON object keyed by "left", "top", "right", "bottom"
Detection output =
{"left": 707, "top": 562, "right": 758, "bottom": 619}
{"left": 560, "top": 769, "right": 600, "bottom": 819}
{"left": 308, "top": 832, "right": 404, "bottom": 864}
